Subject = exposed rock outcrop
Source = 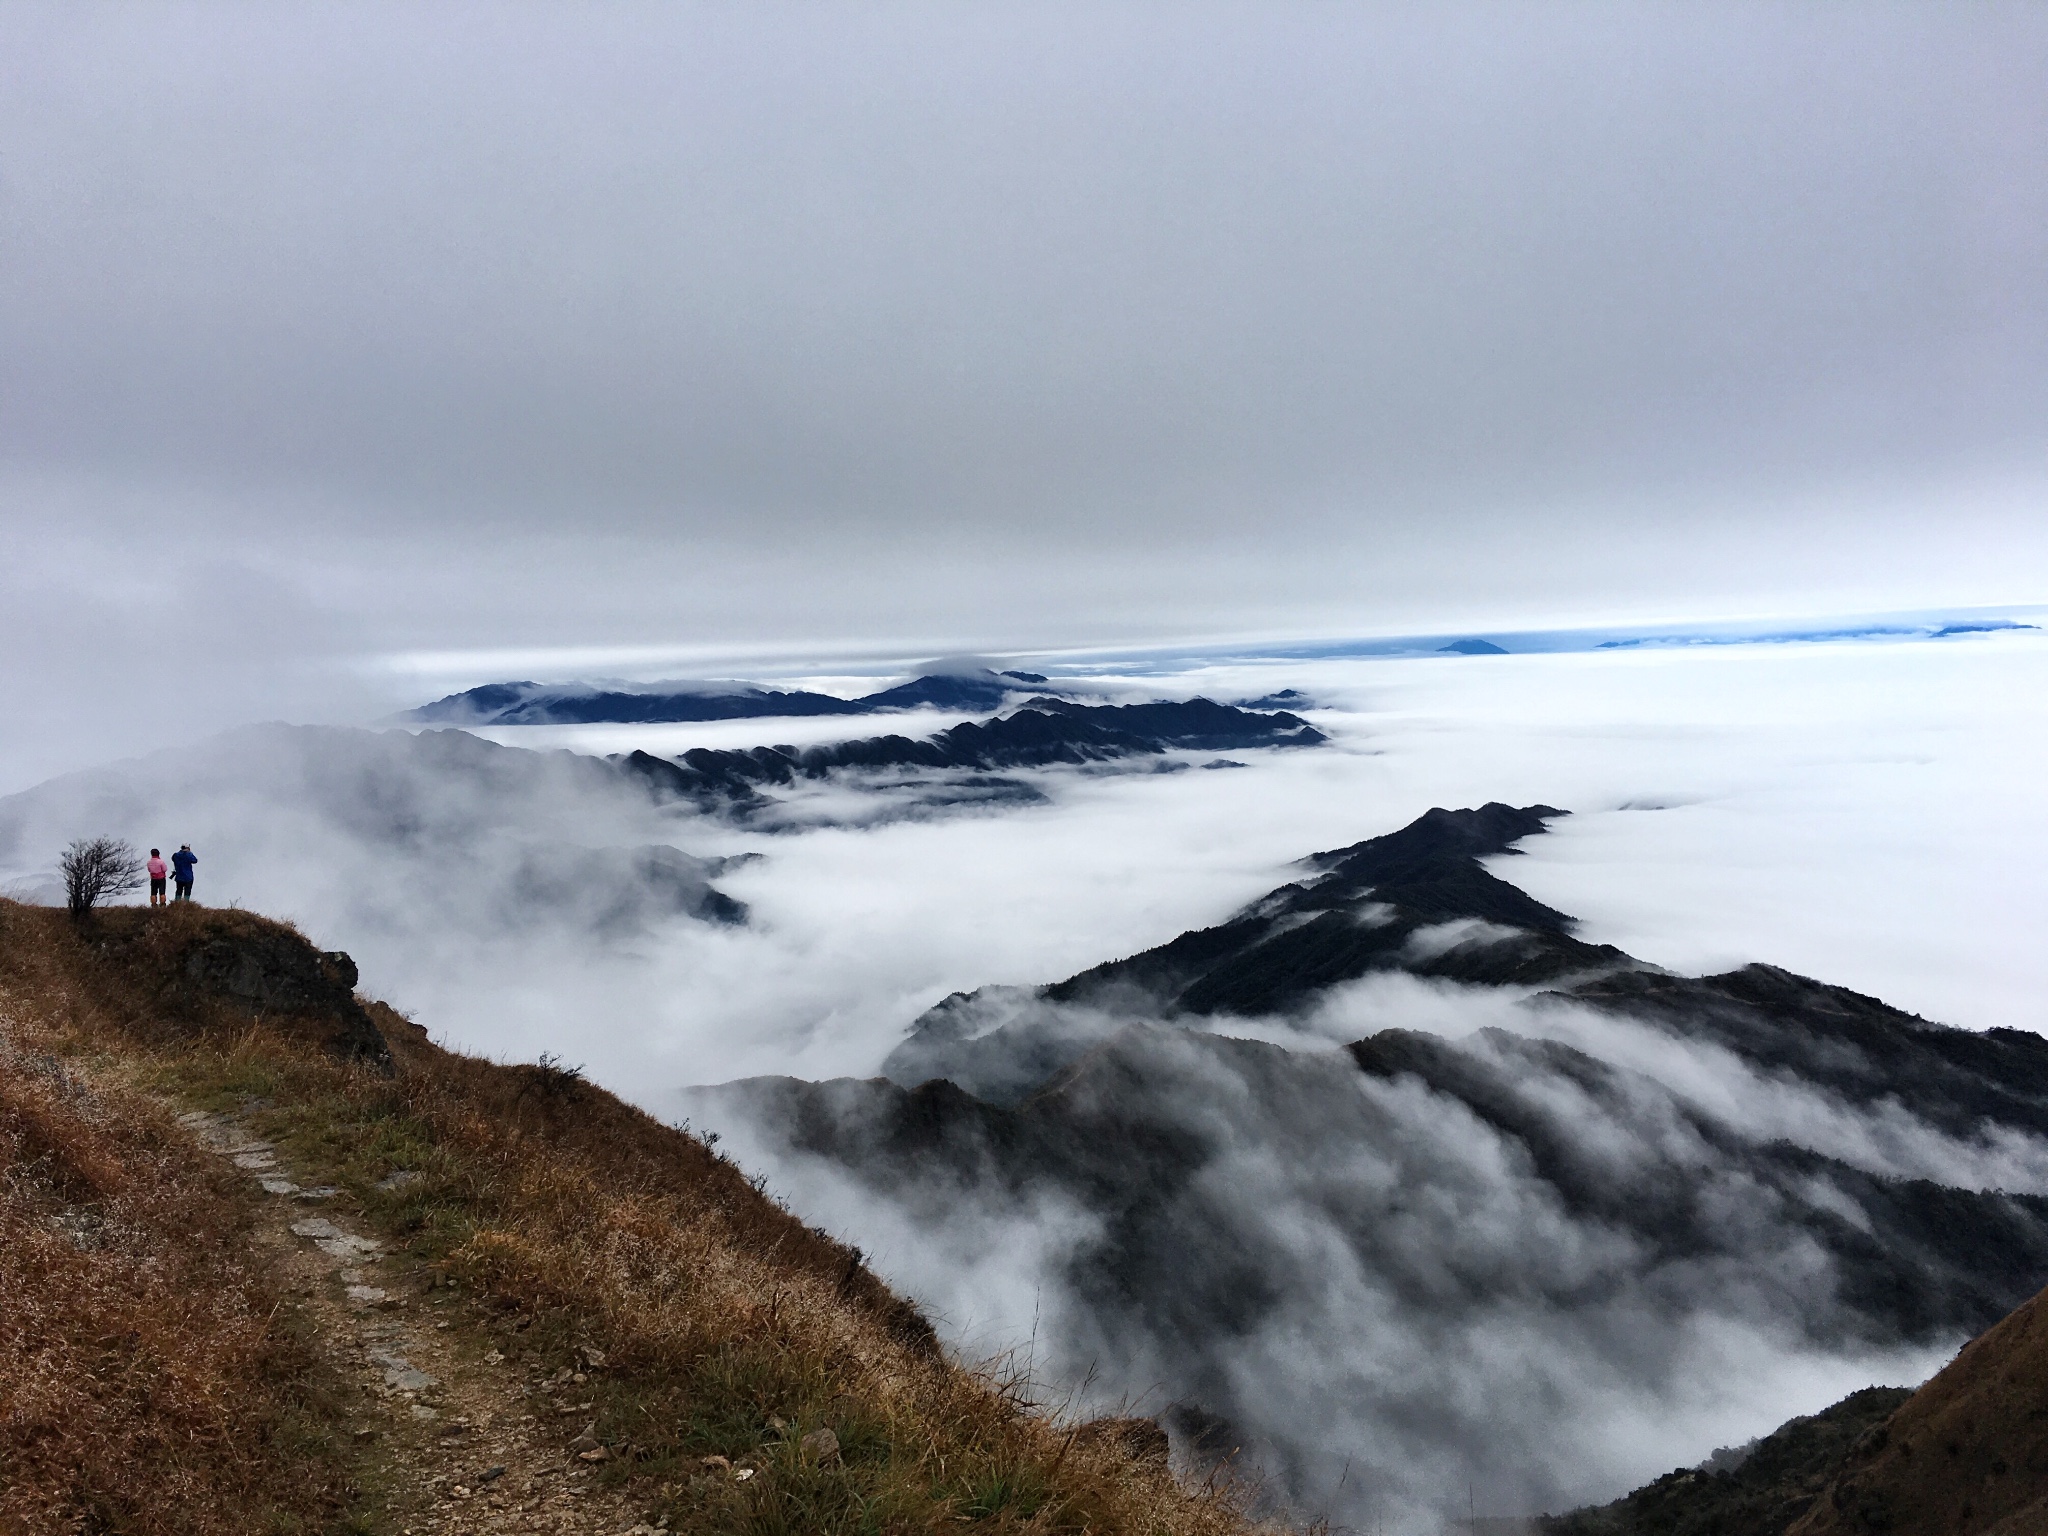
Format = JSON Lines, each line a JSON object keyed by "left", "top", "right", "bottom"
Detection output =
{"left": 178, "top": 926, "right": 392, "bottom": 1069}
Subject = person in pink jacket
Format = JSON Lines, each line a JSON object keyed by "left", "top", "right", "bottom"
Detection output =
{"left": 146, "top": 848, "right": 168, "bottom": 906}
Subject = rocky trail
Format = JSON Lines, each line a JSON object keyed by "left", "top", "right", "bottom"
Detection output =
{"left": 175, "top": 1104, "right": 662, "bottom": 1536}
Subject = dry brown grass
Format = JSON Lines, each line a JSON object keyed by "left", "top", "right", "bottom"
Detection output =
{"left": 0, "top": 898, "right": 1273, "bottom": 1536}
{"left": 1785, "top": 1279, "right": 2048, "bottom": 1536}
{"left": 0, "top": 920, "right": 358, "bottom": 1534}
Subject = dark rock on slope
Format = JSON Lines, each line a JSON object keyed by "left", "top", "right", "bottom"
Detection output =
{"left": 179, "top": 929, "right": 393, "bottom": 1068}
{"left": 73, "top": 910, "right": 395, "bottom": 1070}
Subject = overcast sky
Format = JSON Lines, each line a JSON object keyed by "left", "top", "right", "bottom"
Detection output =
{"left": 3, "top": 1, "right": 2045, "bottom": 778}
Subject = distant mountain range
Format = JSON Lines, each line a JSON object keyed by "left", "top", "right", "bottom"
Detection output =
{"left": 1595, "top": 619, "right": 2037, "bottom": 651}
{"left": 403, "top": 668, "right": 1065, "bottom": 726}
{"left": 691, "top": 803, "right": 2048, "bottom": 1523}
{"left": 615, "top": 695, "right": 1326, "bottom": 819}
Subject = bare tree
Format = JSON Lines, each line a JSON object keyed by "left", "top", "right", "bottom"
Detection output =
{"left": 59, "top": 836, "right": 145, "bottom": 919}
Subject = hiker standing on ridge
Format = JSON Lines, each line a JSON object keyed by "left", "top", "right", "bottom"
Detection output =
{"left": 146, "top": 848, "right": 168, "bottom": 906}
{"left": 171, "top": 844, "right": 197, "bottom": 903}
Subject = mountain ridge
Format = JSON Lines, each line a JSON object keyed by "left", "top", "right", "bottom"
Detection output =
{"left": 688, "top": 802, "right": 2048, "bottom": 1525}
{"left": 404, "top": 668, "right": 1071, "bottom": 726}
{"left": 616, "top": 696, "right": 1327, "bottom": 817}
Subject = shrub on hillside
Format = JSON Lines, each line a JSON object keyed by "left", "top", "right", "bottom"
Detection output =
{"left": 57, "top": 835, "right": 143, "bottom": 919}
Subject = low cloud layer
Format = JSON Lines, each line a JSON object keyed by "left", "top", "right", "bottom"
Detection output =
{"left": 3, "top": 637, "right": 2045, "bottom": 1526}
{"left": 694, "top": 995, "right": 2007, "bottom": 1529}
{"left": 4, "top": 635, "right": 2044, "bottom": 1068}
{"left": 689, "top": 834, "right": 2048, "bottom": 1526}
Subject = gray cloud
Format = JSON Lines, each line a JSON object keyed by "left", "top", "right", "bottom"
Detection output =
{"left": 4, "top": 0, "right": 2044, "bottom": 714}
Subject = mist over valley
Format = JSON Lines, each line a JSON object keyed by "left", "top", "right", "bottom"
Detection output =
{"left": 5, "top": 633, "right": 2047, "bottom": 1528}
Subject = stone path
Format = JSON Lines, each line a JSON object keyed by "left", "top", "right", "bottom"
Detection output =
{"left": 177, "top": 1108, "right": 665, "bottom": 1536}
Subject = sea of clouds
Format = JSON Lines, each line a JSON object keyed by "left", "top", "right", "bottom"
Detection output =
{"left": 3, "top": 628, "right": 2046, "bottom": 1527}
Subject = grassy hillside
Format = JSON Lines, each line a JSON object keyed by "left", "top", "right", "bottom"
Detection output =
{"left": 1786, "top": 1283, "right": 2048, "bottom": 1536}
{"left": 0, "top": 899, "right": 1267, "bottom": 1536}
{"left": 1541, "top": 1282, "right": 2048, "bottom": 1536}
{"left": 1537, "top": 1388, "right": 1911, "bottom": 1536}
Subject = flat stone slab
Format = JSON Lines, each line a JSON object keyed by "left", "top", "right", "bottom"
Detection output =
{"left": 368, "top": 1348, "right": 439, "bottom": 1392}
{"left": 289, "top": 1217, "right": 382, "bottom": 1260}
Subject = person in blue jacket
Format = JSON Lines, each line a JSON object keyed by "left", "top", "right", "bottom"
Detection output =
{"left": 171, "top": 844, "right": 197, "bottom": 902}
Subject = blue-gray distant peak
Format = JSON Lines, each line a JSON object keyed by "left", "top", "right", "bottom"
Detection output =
{"left": 403, "top": 668, "right": 1068, "bottom": 726}
{"left": 403, "top": 680, "right": 866, "bottom": 726}
{"left": 1439, "top": 638, "right": 1510, "bottom": 655}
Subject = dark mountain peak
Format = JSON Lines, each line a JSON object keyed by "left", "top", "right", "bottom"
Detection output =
{"left": 1933, "top": 620, "right": 2036, "bottom": 636}
{"left": 1292, "top": 802, "right": 1575, "bottom": 935}
{"left": 690, "top": 797, "right": 2048, "bottom": 1526}
{"left": 1703, "top": 962, "right": 1921, "bottom": 1020}
{"left": 1305, "top": 802, "right": 1566, "bottom": 875}
{"left": 406, "top": 680, "right": 544, "bottom": 722}
{"left": 859, "top": 670, "right": 1057, "bottom": 712}
{"left": 1036, "top": 804, "right": 1611, "bottom": 1019}
{"left": 1235, "top": 688, "right": 1312, "bottom": 709}
{"left": 1439, "top": 638, "right": 1509, "bottom": 654}
{"left": 885, "top": 802, "right": 1618, "bottom": 1100}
